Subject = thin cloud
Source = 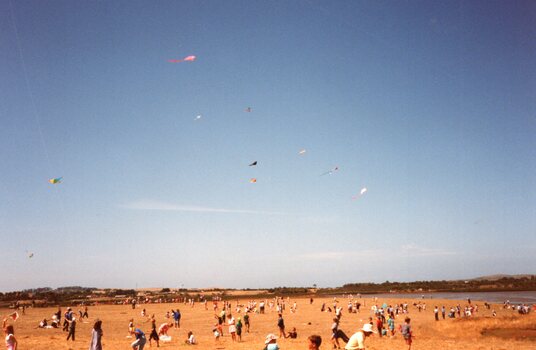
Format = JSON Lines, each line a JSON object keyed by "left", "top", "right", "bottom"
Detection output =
{"left": 295, "top": 252, "right": 347, "bottom": 261}
{"left": 400, "top": 244, "right": 456, "bottom": 257}
{"left": 122, "top": 200, "right": 286, "bottom": 215}
{"left": 295, "top": 244, "right": 455, "bottom": 262}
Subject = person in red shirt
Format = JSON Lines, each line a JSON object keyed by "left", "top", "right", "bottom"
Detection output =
{"left": 375, "top": 316, "right": 383, "bottom": 337}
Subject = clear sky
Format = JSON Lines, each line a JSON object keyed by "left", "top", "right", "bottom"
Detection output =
{"left": 1, "top": 0, "right": 534, "bottom": 292}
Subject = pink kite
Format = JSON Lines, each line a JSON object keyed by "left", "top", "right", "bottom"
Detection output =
{"left": 168, "top": 55, "right": 196, "bottom": 63}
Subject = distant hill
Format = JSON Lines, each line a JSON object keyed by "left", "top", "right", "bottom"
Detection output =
{"left": 471, "top": 274, "right": 536, "bottom": 281}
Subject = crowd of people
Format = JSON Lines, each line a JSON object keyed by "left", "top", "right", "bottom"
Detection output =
{"left": 2, "top": 295, "right": 534, "bottom": 350}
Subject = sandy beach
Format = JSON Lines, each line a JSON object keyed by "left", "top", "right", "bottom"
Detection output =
{"left": 3, "top": 296, "right": 535, "bottom": 349}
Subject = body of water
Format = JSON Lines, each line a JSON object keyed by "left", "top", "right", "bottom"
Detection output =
{"left": 360, "top": 291, "right": 536, "bottom": 304}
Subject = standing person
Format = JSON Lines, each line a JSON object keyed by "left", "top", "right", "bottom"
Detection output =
{"left": 441, "top": 306, "right": 446, "bottom": 320}
{"left": 243, "top": 313, "right": 250, "bottom": 333}
{"left": 89, "top": 319, "right": 103, "bottom": 350}
{"left": 172, "top": 309, "right": 181, "bottom": 329}
{"left": 66, "top": 317, "right": 76, "bottom": 341}
{"left": 308, "top": 335, "right": 322, "bottom": 350}
{"left": 387, "top": 315, "right": 395, "bottom": 337}
{"left": 434, "top": 306, "right": 439, "bottom": 321}
{"left": 236, "top": 317, "right": 243, "bottom": 342}
{"left": 148, "top": 317, "right": 159, "bottom": 347}
{"left": 132, "top": 328, "right": 147, "bottom": 350}
{"left": 277, "top": 314, "right": 286, "bottom": 339}
{"left": 375, "top": 316, "right": 383, "bottom": 337}
{"left": 228, "top": 315, "right": 237, "bottom": 342}
{"left": 345, "top": 324, "right": 376, "bottom": 350}
{"left": 55, "top": 307, "right": 62, "bottom": 326}
{"left": 63, "top": 308, "right": 73, "bottom": 332}
{"left": 401, "top": 317, "right": 412, "bottom": 350}
{"left": 3, "top": 317, "right": 17, "bottom": 350}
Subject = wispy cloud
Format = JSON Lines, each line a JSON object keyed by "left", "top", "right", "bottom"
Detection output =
{"left": 295, "top": 252, "right": 348, "bottom": 261}
{"left": 294, "top": 244, "right": 456, "bottom": 262}
{"left": 399, "top": 244, "right": 456, "bottom": 257}
{"left": 121, "top": 200, "right": 286, "bottom": 215}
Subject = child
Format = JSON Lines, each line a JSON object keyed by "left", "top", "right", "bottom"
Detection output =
{"left": 287, "top": 327, "right": 297, "bottom": 339}
{"left": 387, "top": 315, "right": 395, "bottom": 336}
{"left": 401, "top": 317, "right": 412, "bottom": 350}
{"left": 236, "top": 317, "right": 243, "bottom": 342}
{"left": 185, "top": 331, "right": 196, "bottom": 345}
{"left": 3, "top": 317, "right": 17, "bottom": 350}
{"left": 213, "top": 327, "right": 221, "bottom": 342}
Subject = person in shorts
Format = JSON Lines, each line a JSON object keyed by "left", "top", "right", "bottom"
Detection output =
{"left": 401, "top": 317, "right": 412, "bottom": 349}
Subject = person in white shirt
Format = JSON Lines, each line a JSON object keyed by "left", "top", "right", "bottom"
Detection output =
{"left": 345, "top": 323, "right": 376, "bottom": 350}
{"left": 185, "top": 331, "right": 196, "bottom": 345}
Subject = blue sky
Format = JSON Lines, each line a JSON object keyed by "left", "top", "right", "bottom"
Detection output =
{"left": 1, "top": 0, "right": 534, "bottom": 291}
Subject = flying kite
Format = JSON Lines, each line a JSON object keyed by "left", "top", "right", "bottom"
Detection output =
{"left": 249, "top": 161, "right": 257, "bottom": 166}
{"left": 168, "top": 55, "right": 196, "bottom": 63}
{"left": 245, "top": 107, "right": 252, "bottom": 112}
{"left": 49, "top": 177, "right": 62, "bottom": 184}
{"left": 352, "top": 187, "right": 368, "bottom": 200}
{"left": 8, "top": 312, "right": 19, "bottom": 321}
{"left": 194, "top": 115, "right": 202, "bottom": 121}
{"left": 320, "top": 167, "right": 339, "bottom": 176}
{"left": 299, "top": 149, "right": 306, "bottom": 155}
{"left": 28, "top": 252, "right": 34, "bottom": 258}
{"left": 250, "top": 178, "right": 257, "bottom": 183}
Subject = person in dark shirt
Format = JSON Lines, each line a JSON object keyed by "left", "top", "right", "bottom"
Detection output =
{"left": 66, "top": 317, "right": 76, "bottom": 341}
{"left": 277, "top": 314, "right": 286, "bottom": 339}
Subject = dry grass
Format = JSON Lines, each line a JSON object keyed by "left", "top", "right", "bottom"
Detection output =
{"left": 2, "top": 297, "right": 535, "bottom": 349}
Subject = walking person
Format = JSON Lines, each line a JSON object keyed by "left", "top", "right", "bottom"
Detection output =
{"left": 236, "top": 317, "right": 243, "bottom": 342}
{"left": 331, "top": 317, "right": 349, "bottom": 349}
{"left": 148, "top": 317, "right": 159, "bottom": 348}
{"left": 228, "top": 315, "right": 237, "bottom": 342}
{"left": 401, "top": 317, "right": 413, "bottom": 350}
{"left": 89, "top": 319, "right": 103, "bottom": 350}
{"left": 243, "top": 313, "right": 250, "bottom": 333}
{"left": 277, "top": 313, "right": 286, "bottom": 339}
{"left": 66, "top": 317, "right": 76, "bottom": 341}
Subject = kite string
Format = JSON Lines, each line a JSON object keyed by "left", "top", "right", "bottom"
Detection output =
{"left": 8, "top": 0, "right": 67, "bottom": 216}
{"left": 8, "top": 0, "right": 53, "bottom": 171}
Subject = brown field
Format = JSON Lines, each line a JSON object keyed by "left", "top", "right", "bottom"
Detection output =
{"left": 2, "top": 296, "right": 535, "bottom": 349}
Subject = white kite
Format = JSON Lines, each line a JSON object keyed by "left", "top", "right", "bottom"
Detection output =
{"left": 352, "top": 187, "right": 368, "bottom": 200}
{"left": 320, "top": 166, "right": 339, "bottom": 176}
{"left": 299, "top": 149, "right": 306, "bottom": 155}
{"left": 194, "top": 115, "right": 202, "bottom": 121}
